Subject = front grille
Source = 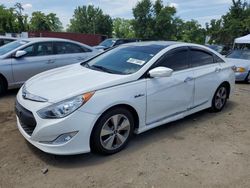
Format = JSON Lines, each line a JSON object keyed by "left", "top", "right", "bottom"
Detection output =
{"left": 15, "top": 101, "right": 37, "bottom": 136}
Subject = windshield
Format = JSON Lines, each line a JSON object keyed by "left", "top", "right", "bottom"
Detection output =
{"left": 226, "top": 50, "right": 250, "bottom": 60}
{"left": 99, "top": 39, "right": 116, "bottom": 48}
{"left": 83, "top": 45, "right": 162, "bottom": 74}
{"left": 0, "top": 40, "right": 29, "bottom": 56}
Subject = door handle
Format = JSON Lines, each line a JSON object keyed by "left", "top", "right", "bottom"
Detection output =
{"left": 215, "top": 67, "right": 222, "bottom": 72}
{"left": 184, "top": 77, "right": 194, "bottom": 82}
{"left": 47, "top": 60, "right": 55, "bottom": 64}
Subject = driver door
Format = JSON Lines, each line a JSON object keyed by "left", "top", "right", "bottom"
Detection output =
{"left": 146, "top": 47, "right": 194, "bottom": 125}
{"left": 12, "top": 42, "right": 58, "bottom": 85}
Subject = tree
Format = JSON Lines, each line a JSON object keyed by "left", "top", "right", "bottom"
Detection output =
{"left": 29, "top": 11, "right": 63, "bottom": 32}
{"left": 113, "top": 18, "right": 135, "bottom": 38}
{"left": 132, "top": 0, "right": 154, "bottom": 39}
{"left": 181, "top": 20, "right": 206, "bottom": 44}
{"left": 67, "top": 5, "right": 113, "bottom": 36}
{"left": 132, "top": 0, "right": 177, "bottom": 40}
{"left": 206, "top": 0, "right": 250, "bottom": 45}
{"left": 0, "top": 5, "right": 16, "bottom": 33}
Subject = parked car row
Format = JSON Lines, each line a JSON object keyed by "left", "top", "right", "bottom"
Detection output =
{"left": 0, "top": 35, "right": 248, "bottom": 156}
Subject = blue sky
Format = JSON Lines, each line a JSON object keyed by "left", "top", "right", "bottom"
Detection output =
{"left": 0, "top": 0, "right": 232, "bottom": 29}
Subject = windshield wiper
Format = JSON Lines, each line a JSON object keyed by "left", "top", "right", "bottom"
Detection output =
{"left": 91, "top": 65, "right": 115, "bottom": 74}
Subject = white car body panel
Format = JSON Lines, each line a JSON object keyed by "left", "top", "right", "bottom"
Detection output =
{"left": 15, "top": 42, "right": 235, "bottom": 155}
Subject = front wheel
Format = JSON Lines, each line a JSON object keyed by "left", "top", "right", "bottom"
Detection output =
{"left": 210, "top": 84, "right": 229, "bottom": 112}
{"left": 90, "top": 108, "right": 134, "bottom": 155}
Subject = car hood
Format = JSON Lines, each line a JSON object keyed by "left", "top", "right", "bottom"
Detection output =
{"left": 25, "top": 64, "right": 132, "bottom": 103}
{"left": 226, "top": 58, "right": 250, "bottom": 69}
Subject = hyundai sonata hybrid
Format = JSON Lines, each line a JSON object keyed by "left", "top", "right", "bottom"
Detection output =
{"left": 15, "top": 41, "right": 235, "bottom": 155}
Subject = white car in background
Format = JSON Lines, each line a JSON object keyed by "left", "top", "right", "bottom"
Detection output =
{"left": 0, "top": 38, "right": 99, "bottom": 94}
{"left": 15, "top": 41, "right": 235, "bottom": 155}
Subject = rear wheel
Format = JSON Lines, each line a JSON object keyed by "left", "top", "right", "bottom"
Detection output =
{"left": 210, "top": 84, "right": 229, "bottom": 112}
{"left": 90, "top": 108, "right": 134, "bottom": 155}
{"left": 0, "top": 77, "right": 7, "bottom": 96}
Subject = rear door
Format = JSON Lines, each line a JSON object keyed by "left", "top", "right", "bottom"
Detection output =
{"left": 53, "top": 42, "right": 94, "bottom": 67}
{"left": 12, "top": 42, "right": 57, "bottom": 84}
{"left": 190, "top": 47, "right": 222, "bottom": 107}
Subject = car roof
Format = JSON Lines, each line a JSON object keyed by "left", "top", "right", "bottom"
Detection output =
{"left": 17, "top": 37, "right": 77, "bottom": 43}
{"left": 0, "top": 36, "right": 17, "bottom": 40}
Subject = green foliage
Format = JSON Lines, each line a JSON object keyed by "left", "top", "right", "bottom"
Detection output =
{"left": 206, "top": 0, "right": 250, "bottom": 45}
{"left": 113, "top": 18, "right": 135, "bottom": 38}
{"left": 0, "top": 3, "right": 62, "bottom": 33}
{"left": 180, "top": 20, "right": 206, "bottom": 44}
{"left": 29, "top": 11, "right": 63, "bottom": 32}
{"left": 67, "top": 5, "right": 113, "bottom": 36}
{"left": 132, "top": 0, "right": 205, "bottom": 43}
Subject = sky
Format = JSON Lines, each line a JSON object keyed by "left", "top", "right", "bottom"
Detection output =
{"left": 0, "top": 0, "right": 232, "bottom": 29}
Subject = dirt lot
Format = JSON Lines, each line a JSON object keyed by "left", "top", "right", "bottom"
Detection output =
{"left": 0, "top": 84, "right": 250, "bottom": 188}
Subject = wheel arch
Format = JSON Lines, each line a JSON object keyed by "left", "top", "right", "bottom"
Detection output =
{"left": 89, "top": 103, "right": 140, "bottom": 143}
{"left": 220, "top": 81, "right": 231, "bottom": 98}
{"left": 0, "top": 73, "right": 8, "bottom": 90}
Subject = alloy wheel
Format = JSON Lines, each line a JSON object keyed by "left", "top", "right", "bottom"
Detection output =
{"left": 100, "top": 114, "right": 130, "bottom": 151}
{"left": 215, "top": 86, "right": 227, "bottom": 110}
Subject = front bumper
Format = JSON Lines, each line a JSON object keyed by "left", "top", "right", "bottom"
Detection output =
{"left": 235, "top": 72, "right": 249, "bottom": 81}
{"left": 16, "top": 92, "right": 98, "bottom": 155}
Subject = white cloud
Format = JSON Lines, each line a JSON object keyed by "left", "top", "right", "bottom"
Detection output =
{"left": 169, "top": 2, "right": 179, "bottom": 9}
{"left": 23, "top": 3, "right": 32, "bottom": 10}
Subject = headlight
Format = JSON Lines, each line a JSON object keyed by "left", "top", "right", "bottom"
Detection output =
{"left": 37, "top": 92, "right": 95, "bottom": 119}
{"left": 235, "top": 67, "right": 246, "bottom": 73}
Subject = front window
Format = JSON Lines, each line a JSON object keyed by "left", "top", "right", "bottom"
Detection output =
{"left": 0, "top": 40, "right": 29, "bottom": 56}
{"left": 226, "top": 50, "right": 250, "bottom": 60}
{"left": 83, "top": 46, "right": 161, "bottom": 74}
{"left": 99, "top": 39, "right": 116, "bottom": 48}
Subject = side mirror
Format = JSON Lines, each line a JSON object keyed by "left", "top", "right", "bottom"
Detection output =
{"left": 148, "top": 67, "right": 173, "bottom": 78}
{"left": 15, "top": 50, "right": 27, "bottom": 58}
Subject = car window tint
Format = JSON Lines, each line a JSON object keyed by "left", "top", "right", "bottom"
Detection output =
{"left": 22, "top": 42, "right": 53, "bottom": 57}
{"left": 214, "top": 55, "right": 225, "bottom": 63}
{"left": 4, "top": 39, "right": 14, "bottom": 45}
{"left": 55, "top": 42, "right": 84, "bottom": 54}
{"left": 190, "top": 49, "right": 214, "bottom": 67}
{"left": 159, "top": 49, "right": 189, "bottom": 71}
{"left": 36, "top": 42, "right": 53, "bottom": 56}
{"left": 22, "top": 45, "right": 36, "bottom": 57}
{"left": 115, "top": 40, "right": 125, "bottom": 46}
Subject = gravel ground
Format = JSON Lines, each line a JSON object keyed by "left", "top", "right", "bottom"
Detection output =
{"left": 0, "top": 84, "right": 250, "bottom": 188}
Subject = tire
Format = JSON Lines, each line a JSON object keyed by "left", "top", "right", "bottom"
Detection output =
{"left": 0, "top": 77, "right": 7, "bottom": 96}
{"left": 90, "top": 108, "right": 134, "bottom": 155}
{"left": 244, "top": 72, "right": 250, "bottom": 84}
{"left": 210, "top": 84, "right": 229, "bottom": 112}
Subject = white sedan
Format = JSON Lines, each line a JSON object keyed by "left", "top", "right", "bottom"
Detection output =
{"left": 15, "top": 41, "right": 235, "bottom": 155}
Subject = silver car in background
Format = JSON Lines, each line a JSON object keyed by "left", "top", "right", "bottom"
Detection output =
{"left": 0, "top": 38, "right": 100, "bottom": 94}
{"left": 0, "top": 36, "right": 17, "bottom": 47}
{"left": 226, "top": 50, "right": 250, "bottom": 83}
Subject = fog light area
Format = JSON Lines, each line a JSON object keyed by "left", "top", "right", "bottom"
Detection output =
{"left": 39, "top": 131, "right": 78, "bottom": 145}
